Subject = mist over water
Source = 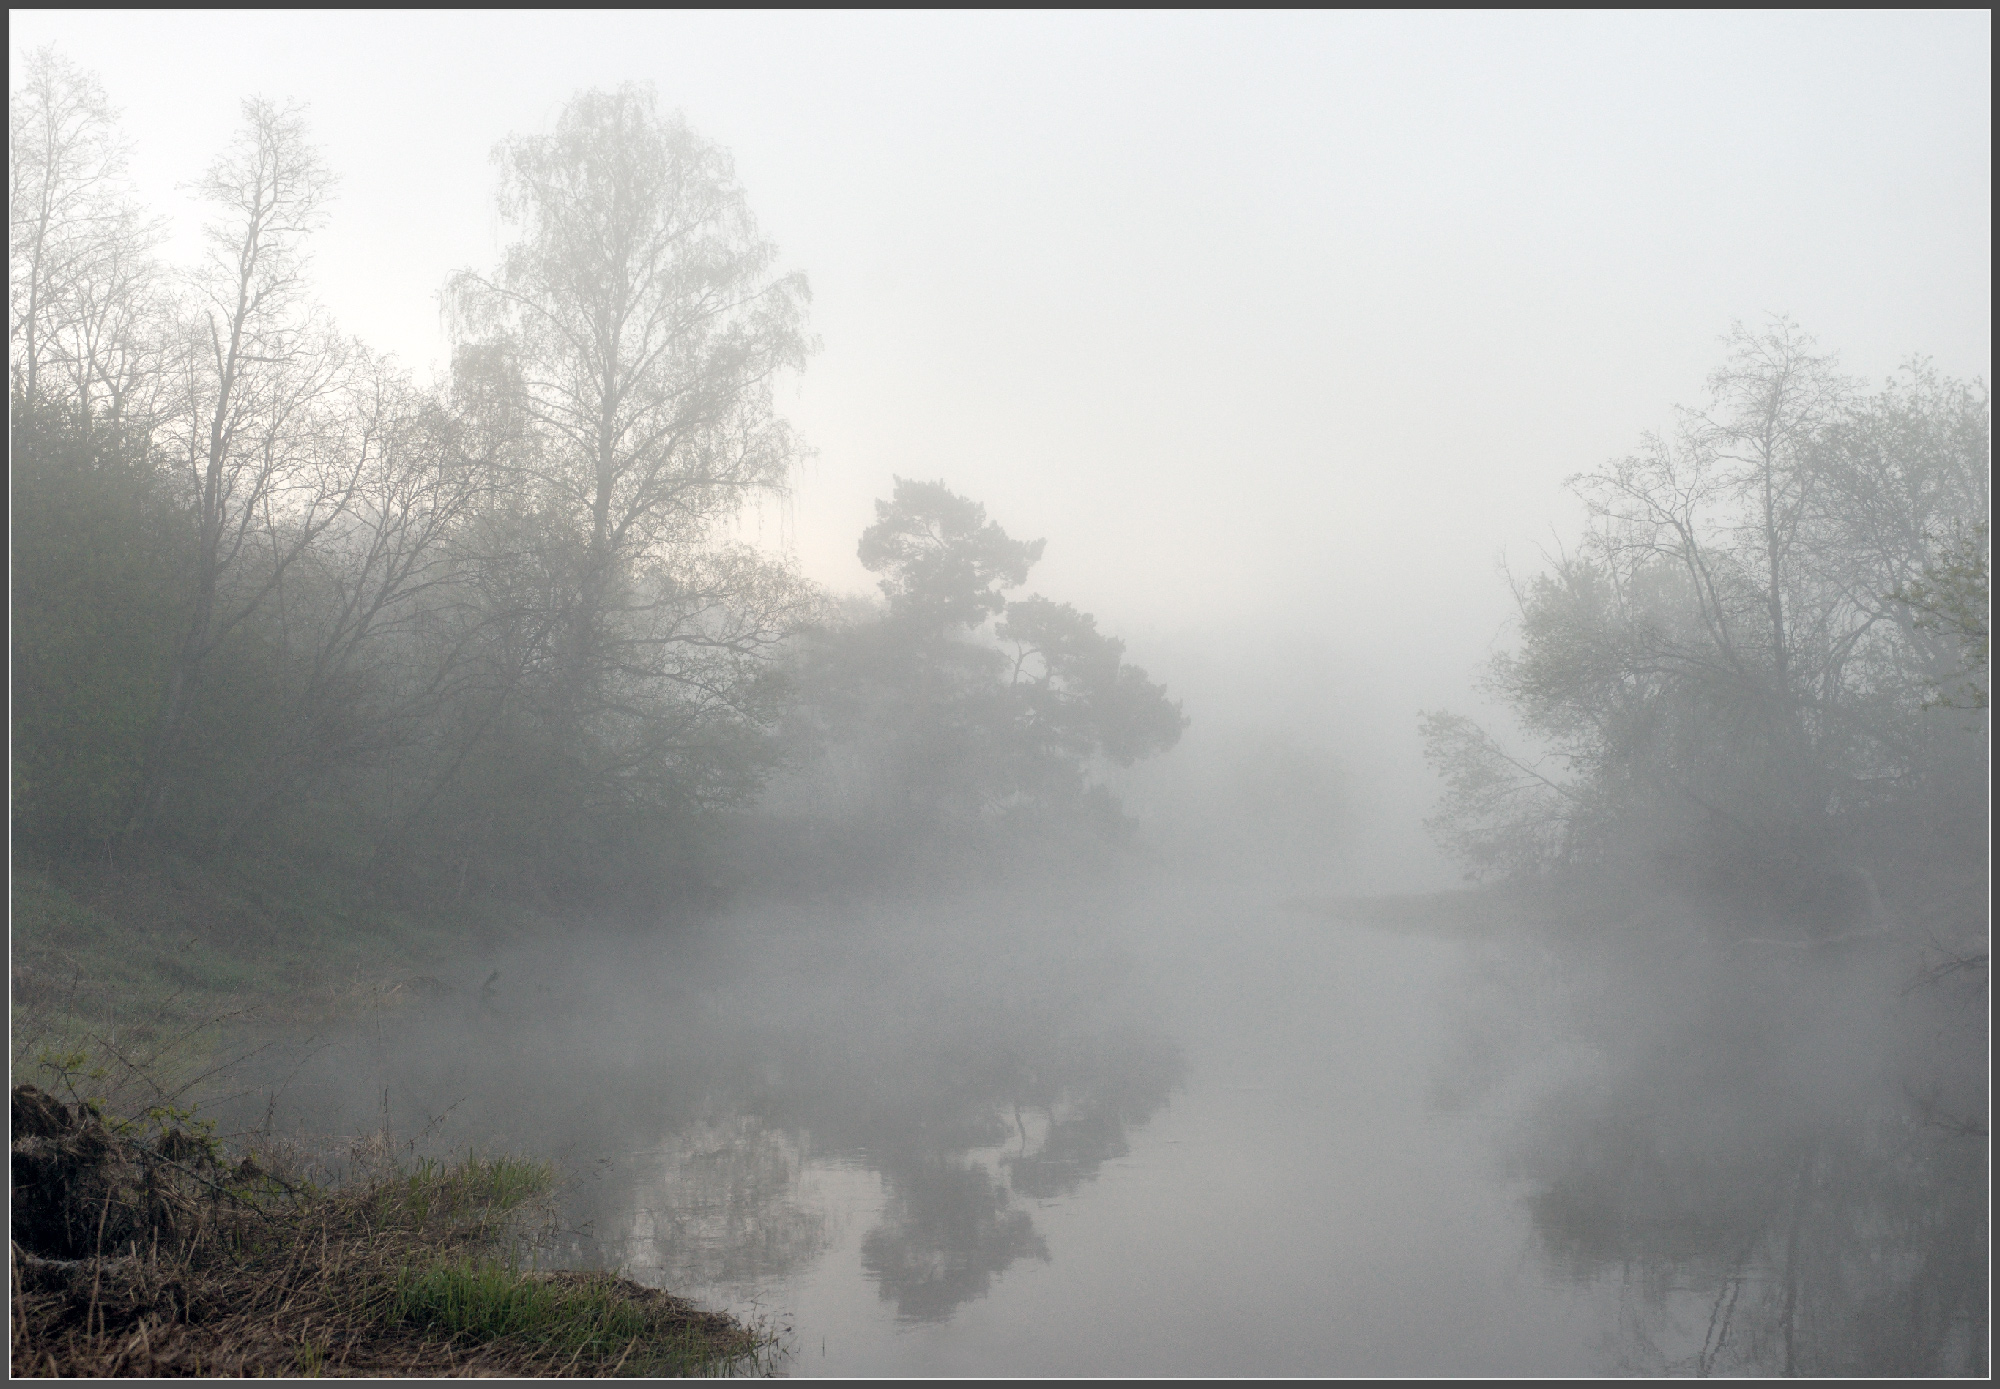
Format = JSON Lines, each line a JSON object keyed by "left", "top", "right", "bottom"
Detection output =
{"left": 217, "top": 863, "right": 1584, "bottom": 1375}
{"left": 210, "top": 823, "right": 1984, "bottom": 1376}
{"left": 12, "top": 12, "right": 1987, "bottom": 1379}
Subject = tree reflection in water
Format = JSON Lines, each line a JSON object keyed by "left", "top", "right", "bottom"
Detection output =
{"left": 551, "top": 990, "right": 1185, "bottom": 1321}
{"left": 222, "top": 893, "right": 1188, "bottom": 1326}
{"left": 617, "top": 1118, "right": 832, "bottom": 1293}
{"left": 853, "top": 1022, "right": 1185, "bottom": 1320}
{"left": 862, "top": 1158, "right": 1050, "bottom": 1320}
{"left": 1486, "top": 926, "right": 1987, "bottom": 1377}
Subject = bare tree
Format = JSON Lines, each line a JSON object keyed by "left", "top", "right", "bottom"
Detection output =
{"left": 1692, "top": 319, "right": 1850, "bottom": 711}
{"left": 128, "top": 98, "right": 366, "bottom": 838}
{"left": 1553, "top": 320, "right": 1859, "bottom": 827}
{"left": 8, "top": 46, "right": 166, "bottom": 424}
{"left": 209, "top": 363, "right": 497, "bottom": 847}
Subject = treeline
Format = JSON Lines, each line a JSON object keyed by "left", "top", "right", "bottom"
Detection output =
{"left": 10, "top": 52, "right": 1182, "bottom": 912}
{"left": 1423, "top": 319, "right": 1989, "bottom": 944}
{"left": 1421, "top": 322, "right": 1990, "bottom": 1375}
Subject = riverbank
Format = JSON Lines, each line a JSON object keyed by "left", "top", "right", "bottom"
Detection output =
{"left": 9, "top": 845, "right": 545, "bottom": 1108}
{"left": 9, "top": 852, "right": 775, "bottom": 1376}
{"left": 9, "top": 1083, "right": 770, "bottom": 1377}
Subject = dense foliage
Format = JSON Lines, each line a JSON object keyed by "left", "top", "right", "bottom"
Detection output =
{"left": 10, "top": 54, "right": 1183, "bottom": 910}
{"left": 779, "top": 478, "right": 1184, "bottom": 832}
{"left": 1423, "top": 322, "right": 1989, "bottom": 941}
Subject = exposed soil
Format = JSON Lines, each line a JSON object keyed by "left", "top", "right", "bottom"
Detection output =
{"left": 10, "top": 1084, "right": 766, "bottom": 1377}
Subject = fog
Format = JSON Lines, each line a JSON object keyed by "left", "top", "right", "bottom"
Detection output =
{"left": 10, "top": 11, "right": 1989, "bottom": 1378}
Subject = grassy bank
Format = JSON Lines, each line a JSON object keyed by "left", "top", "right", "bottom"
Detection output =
{"left": 9, "top": 845, "right": 546, "bottom": 1109}
{"left": 9, "top": 1084, "right": 769, "bottom": 1377}
{"left": 10, "top": 852, "right": 771, "bottom": 1375}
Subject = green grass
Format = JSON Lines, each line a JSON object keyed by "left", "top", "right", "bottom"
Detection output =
{"left": 377, "top": 1154, "right": 557, "bottom": 1228}
{"left": 391, "top": 1260, "right": 764, "bottom": 1375}
{"left": 13, "top": 1115, "right": 765, "bottom": 1377}
{"left": 9, "top": 846, "right": 548, "bottom": 1121}
{"left": 394, "top": 1262, "right": 648, "bottom": 1347}
{"left": 12, "top": 845, "right": 536, "bottom": 1045}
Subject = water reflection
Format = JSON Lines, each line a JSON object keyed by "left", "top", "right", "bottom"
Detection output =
{"left": 1469, "top": 931, "right": 1989, "bottom": 1377}
{"left": 569, "top": 1009, "right": 1187, "bottom": 1319}
{"left": 214, "top": 879, "right": 1982, "bottom": 1374}
{"left": 862, "top": 1158, "right": 1049, "bottom": 1320}
{"left": 223, "top": 904, "right": 1185, "bottom": 1325}
{"left": 621, "top": 1118, "right": 831, "bottom": 1292}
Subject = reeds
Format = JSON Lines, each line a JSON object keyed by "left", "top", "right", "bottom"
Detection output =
{"left": 10, "top": 1085, "right": 769, "bottom": 1377}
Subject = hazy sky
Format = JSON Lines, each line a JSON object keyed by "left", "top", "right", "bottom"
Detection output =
{"left": 12, "top": 10, "right": 1992, "bottom": 809}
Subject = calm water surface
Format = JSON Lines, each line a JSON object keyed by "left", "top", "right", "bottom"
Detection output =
{"left": 225, "top": 867, "right": 1977, "bottom": 1376}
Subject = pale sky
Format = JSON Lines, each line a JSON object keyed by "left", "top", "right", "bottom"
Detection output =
{"left": 11, "top": 10, "right": 1992, "bottom": 874}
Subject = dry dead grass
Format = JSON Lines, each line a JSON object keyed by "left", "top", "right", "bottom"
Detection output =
{"left": 10, "top": 1085, "right": 768, "bottom": 1378}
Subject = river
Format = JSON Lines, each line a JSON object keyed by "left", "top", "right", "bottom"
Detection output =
{"left": 219, "top": 863, "right": 1985, "bottom": 1376}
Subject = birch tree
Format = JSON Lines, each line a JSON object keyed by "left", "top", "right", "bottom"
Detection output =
{"left": 437, "top": 86, "right": 816, "bottom": 862}
{"left": 445, "top": 85, "right": 811, "bottom": 696}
